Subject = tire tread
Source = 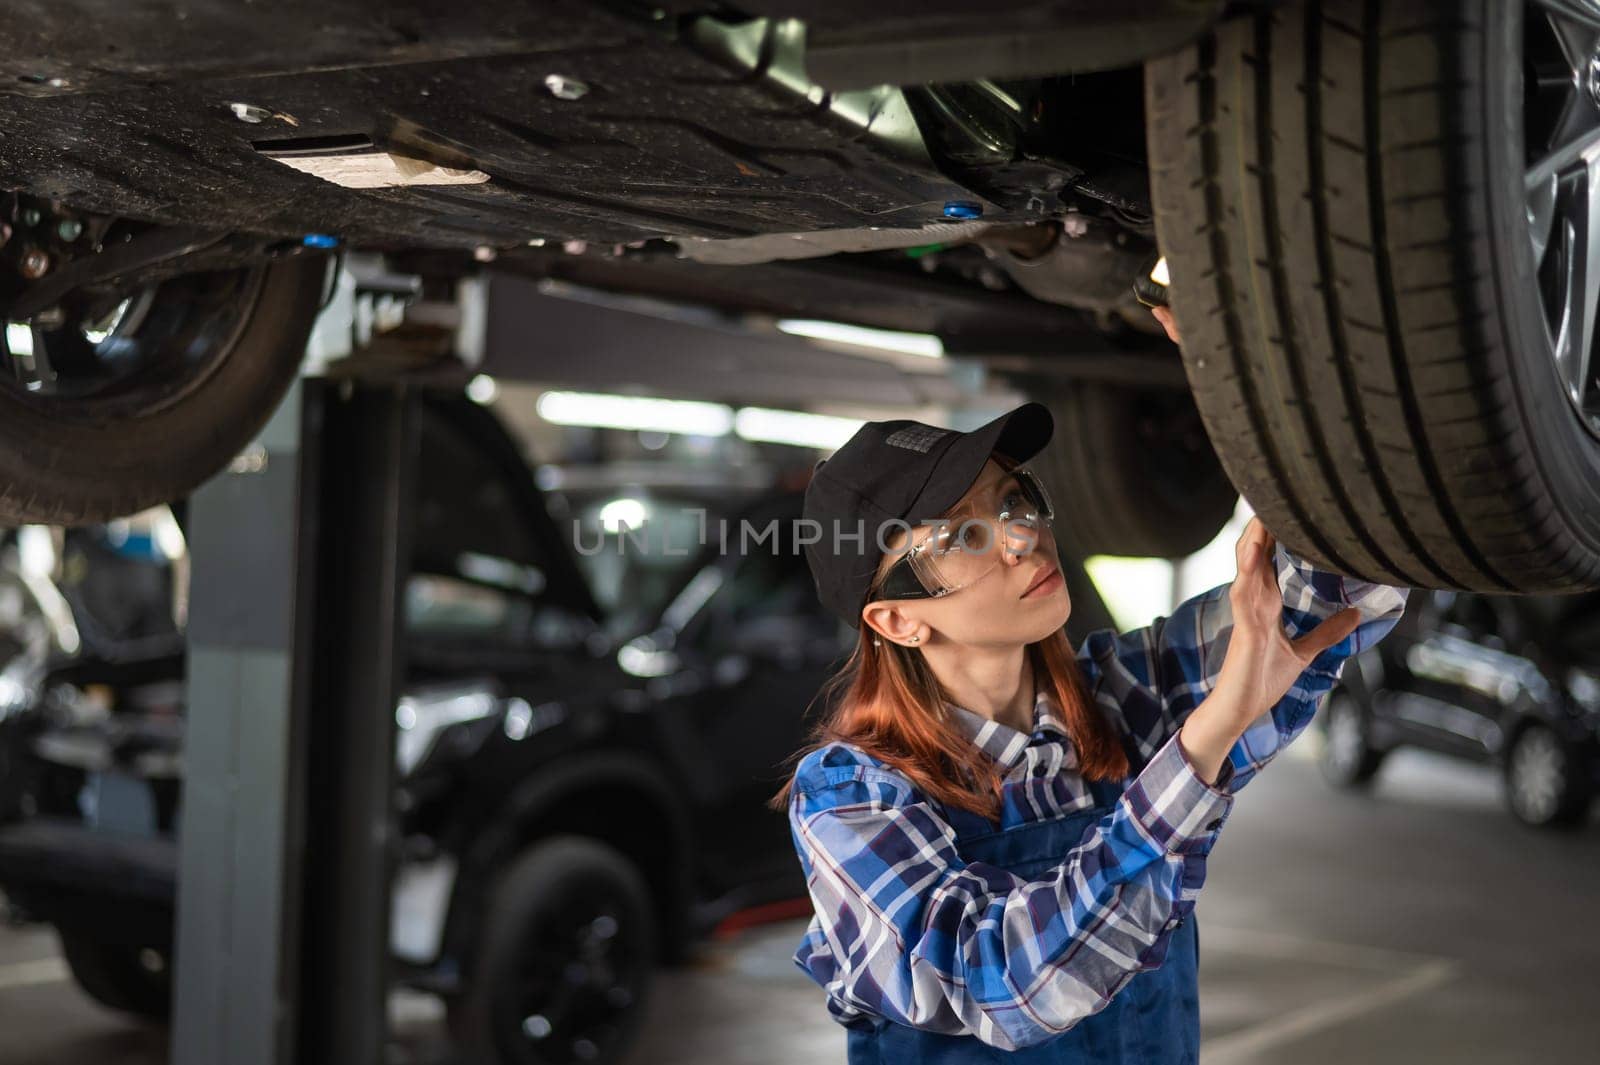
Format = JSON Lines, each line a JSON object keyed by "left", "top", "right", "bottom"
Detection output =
{"left": 1144, "top": 0, "right": 1600, "bottom": 592}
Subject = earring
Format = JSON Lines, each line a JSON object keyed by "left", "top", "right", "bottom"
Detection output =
{"left": 908, "top": 634, "right": 920, "bottom": 644}
{"left": 873, "top": 636, "right": 883, "bottom": 647}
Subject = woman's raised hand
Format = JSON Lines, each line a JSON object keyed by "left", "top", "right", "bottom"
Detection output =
{"left": 1177, "top": 516, "right": 1365, "bottom": 784}
{"left": 1214, "top": 516, "right": 1363, "bottom": 726}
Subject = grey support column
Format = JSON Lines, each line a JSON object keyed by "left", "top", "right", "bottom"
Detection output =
{"left": 172, "top": 377, "right": 416, "bottom": 1065}
{"left": 173, "top": 376, "right": 322, "bottom": 1065}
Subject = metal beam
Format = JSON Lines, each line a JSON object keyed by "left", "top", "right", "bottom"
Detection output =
{"left": 481, "top": 276, "right": 972, "bottom": 407}
{"left": 295, "top": 381, "right": 416, "bottom": 1064}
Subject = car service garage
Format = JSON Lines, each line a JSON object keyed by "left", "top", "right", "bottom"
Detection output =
{"left": 0, "top": 3, "right": 1596, "bottom": 1065}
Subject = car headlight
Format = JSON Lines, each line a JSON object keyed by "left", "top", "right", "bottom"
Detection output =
{"left": 0, "top": 672, "right": 31, "bottom": 719}
{"left": 394, "top": 684, "right": 501, "bottom": 777}
{"left": 1565, "top": 666, "right": 1600, "bottom": 715}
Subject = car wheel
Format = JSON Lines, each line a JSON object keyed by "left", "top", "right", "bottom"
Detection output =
{"left": 1145, "top": 0, "right": 1600, "bottom": 592}
{"left": 1504, "top": 722, "right": 1592, "bottom": 828}
{"left": 1023, "top": 377, "right": 1238, "bottom": 558}
{"left": 0, "top": 252, "right": 328, "bottom": 524}
{"left": 57, "top": 930, "right": 172, "bottom": 1019}
{"left": 449, "top": 836, "right": 657, "bottom": 1065}
{"left": 1317, "top": 691, "right": 1387, "bottom": 789}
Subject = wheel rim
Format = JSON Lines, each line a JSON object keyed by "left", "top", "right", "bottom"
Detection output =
{"left": 1, "top": 268, "right": 268, "bottom": 423}
{"left": 1323, "top": 698, "right": 1366, "bottom": 777}
{"left": 1523, "top": 1, "right": 1600, "bottom": 438}
{"left": 1509, "top": 726, "right": 1567, "bottom": 821}
{"left": 1, "top": 198, "right": 275, "bottom": 423}
{"left": 496, "top": 885, "right": 645, "bottom": 1064}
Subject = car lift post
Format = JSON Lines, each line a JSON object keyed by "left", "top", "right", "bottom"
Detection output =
{"left": 171, "top": 375, "right": 418, "bottom": 1065}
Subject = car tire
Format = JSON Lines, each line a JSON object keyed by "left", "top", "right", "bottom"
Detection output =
{"left": 448, "top": 836, "right": 657, "bottom": 1065}
{"left": 1145, "top": 0, "right": 1600, "bottom": 592}
{"left": 1023, "top": 377, "right": 1238, "bottom": 558}
{"left": 1504, "top": 722, "right": 1592, "bottom": 828}
{"left": 57, "top": 930, "right": 172, "bottom": 1019}
{"left": 0, "top": 255, "right": 328, "bottom": 525}
{"left": 1317, "top": 691, "right": 1387, "bottom": 789}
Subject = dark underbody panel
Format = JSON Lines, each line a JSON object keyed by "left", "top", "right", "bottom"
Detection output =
{"left": 0, "top": 1, "right": 1211, "bottom": 243}
{"left": 0, "top": 0, "right": 1222, "bottom": 348}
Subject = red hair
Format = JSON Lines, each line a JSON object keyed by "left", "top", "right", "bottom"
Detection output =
{"left": 768, "top": 602, "right": 1131, "bottom": 823}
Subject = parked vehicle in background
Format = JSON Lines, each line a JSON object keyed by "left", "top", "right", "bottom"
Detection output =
{"left": 0, "top": 390, "right": 850, "bottom": 1065}
{"left": 1318, "top": 588, "right": 1600, "bottom": 829}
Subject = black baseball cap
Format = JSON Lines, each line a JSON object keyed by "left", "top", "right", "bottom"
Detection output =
{"left": 802, "top": 402, "right": 1054, "bottom": 627}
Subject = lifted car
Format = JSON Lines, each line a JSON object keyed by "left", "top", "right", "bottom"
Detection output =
{"left": 3, "top": 1, "right": 1599, "bottom": 592}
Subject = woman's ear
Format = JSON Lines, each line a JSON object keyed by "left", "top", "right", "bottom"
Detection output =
{"left": 862, "top": 601, "right": 923, "bottom": 647}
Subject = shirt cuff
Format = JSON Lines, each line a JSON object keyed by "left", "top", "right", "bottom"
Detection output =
{"left": 1121, "top": 729, "right": 1236, "bottom": 855}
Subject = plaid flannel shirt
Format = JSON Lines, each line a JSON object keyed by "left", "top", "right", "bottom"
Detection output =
{"left": 787, "top": 541, "right": 1411, "bottom": 1050}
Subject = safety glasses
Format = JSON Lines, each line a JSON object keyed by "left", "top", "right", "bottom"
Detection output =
{"left": 874, "top": 465, "right": 1054, "bottom": 601}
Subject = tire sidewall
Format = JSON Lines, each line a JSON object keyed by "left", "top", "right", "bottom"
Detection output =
{"left": 57, "top": 929, "right": 172, "bottom": 1018}
{"left": 456, "top": 836, "right": 657, "bottom": 1065}
{"left": 0, "top": 255, "right": 328, "bottom": 524}
{"left": 1024, "top": 376, "right": 1237, "bottom": 557}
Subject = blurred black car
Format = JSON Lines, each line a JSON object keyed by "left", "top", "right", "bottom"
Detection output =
{"left": 1317, "top": 588, "right": 1600, "bottom": 829}
{"left": 0, "top": 392, "right": 851, "bottom": 1065}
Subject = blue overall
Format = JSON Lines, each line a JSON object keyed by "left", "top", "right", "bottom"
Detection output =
{"left": 843, "top": 772, "right": 1202, "bottom": 1064}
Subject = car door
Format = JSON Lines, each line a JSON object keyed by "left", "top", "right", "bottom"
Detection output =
{"left": 643, "top": 495, "right": 853, "bottom": 897}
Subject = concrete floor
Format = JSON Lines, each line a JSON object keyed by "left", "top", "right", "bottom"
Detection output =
{"left": 2, "top": 739, "right": 1597, "bottom": 1065}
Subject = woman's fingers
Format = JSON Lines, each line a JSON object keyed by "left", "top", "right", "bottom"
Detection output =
{"left": 1234, "top": 516, "right": 1258, "bottom": 571}
{"left": 1256, "top": 526, "right": 1277, "bottom": 591}
{"left": 1151, "top": 305, "right": 1181, "bottom": 343}
{"left": 1291, "top": 607, "right": 1364, "bottom": 661}
{"left": 1235, "top": 516, "right": 1273, "bottom": 579}
{"left": 1231, "top": 515, "right": 1280, "bottom": 592}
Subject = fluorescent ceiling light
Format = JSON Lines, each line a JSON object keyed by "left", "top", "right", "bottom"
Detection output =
{"left": 735, "top": 407, "right": 863, "bottom": 450}
{"left": 536, "top": 391, "right": 734, "bottom": 436}
{"left": 776, "top": 318, "right": 944, "bottom": 358}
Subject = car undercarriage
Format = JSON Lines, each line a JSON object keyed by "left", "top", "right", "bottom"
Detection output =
{"left": 3, "top": 0, "right": 1600, "bottom": 594}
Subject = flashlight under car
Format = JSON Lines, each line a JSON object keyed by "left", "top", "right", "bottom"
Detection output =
{"left": 1133, "top": 254, "right": 1171, "bottom": 308}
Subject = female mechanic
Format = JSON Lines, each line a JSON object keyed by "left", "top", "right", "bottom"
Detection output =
{"left": 769, "top": 308, "right": 1411, "bottom": 1063}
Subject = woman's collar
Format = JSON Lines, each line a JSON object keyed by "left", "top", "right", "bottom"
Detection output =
{"left": 943, "top": 687, "right": 1074, "bottom": 772}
